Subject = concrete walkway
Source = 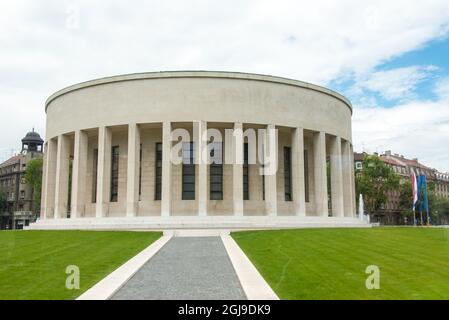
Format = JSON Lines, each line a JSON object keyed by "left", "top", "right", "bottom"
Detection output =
{"left": 111, "top": 237, "right": 247, "bottom": 300}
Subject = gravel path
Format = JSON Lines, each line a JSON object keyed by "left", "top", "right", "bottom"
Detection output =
{"left": 111, "top": 236, "right": 247, "bottom": 300}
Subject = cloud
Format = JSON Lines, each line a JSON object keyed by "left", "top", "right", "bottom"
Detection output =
{"left": 352, "top": 79, "right": 449, "bottom": 172}
{"left": 1, "top": 0, "right": 449, "bottom": 167}
{"left": 434, "top": 76, "right": 449, "bottom": 99}
{"left": 352, "top": 65, "right": 438, "bottom": 101}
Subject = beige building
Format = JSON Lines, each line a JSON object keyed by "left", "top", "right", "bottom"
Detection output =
{"left": 30, "top": 71, "right": 362, "bottom": 230}
{"left": 354, "top": 150, "right": 449, "bottom": 224}
{"left": 0, "top": 130, "right": 43, "bottom": 229}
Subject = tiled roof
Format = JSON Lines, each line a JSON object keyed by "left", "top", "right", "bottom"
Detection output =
{"left": 398, "top": 158, "right": 432, "bottom": 170}
{"left": 354, "top": 152, "right": 365, "bottom": 161}
{"left": 0, "top": 154, "right": 23, "bottom": 168}
{"left": 380, "top": 156, "right": 405, "bottom": 167}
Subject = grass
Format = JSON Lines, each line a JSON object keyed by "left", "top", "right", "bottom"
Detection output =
{"left": 0, "top": 230, "right": 161, "bottom": 300}
{"left": 232, "top": 227, "right": 449, "bottom": 300}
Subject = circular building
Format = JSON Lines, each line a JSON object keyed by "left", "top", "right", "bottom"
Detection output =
{"left": 33, "top": 71, "right": 360, "bottom": 230}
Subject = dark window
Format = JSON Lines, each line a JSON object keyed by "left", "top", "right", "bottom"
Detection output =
{"left": 261, "top": 145, "right": 265, "bottom": 200}
{"left": 284, "top": 147, "right": 292, "bottom": 201}
{"left": 110, "top": 146, "right": 119, "bottom": 202}
{"left": 182, "top": 142, "right": 195, "bottom": 200}
{"left": 210, "top": 142, "right": 223, "bottom": 200}
{"left": 155, "top": 143, "right": 162, "bottom": 200}
{"left": 304, "top": 149, "right": 309, "bottom": 202}
{"left": 243, "top": 143, "right": 249, "bottom": 200}
{"left": 139, "top": 144, "right": 142, "bottom": 200}
{"left": 92, "top": 148, "right": 98, "bottom": 203}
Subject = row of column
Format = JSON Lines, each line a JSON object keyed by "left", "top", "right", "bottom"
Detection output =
{"left": 41, "top": 122, "right": 356, "bottom": 219}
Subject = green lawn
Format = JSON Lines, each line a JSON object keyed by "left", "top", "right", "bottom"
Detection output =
{"left": 232, "top": 228, "right": 449, "bottom": 300}
{"left": 0, "top": 230, "right": 161, "bottom": 300}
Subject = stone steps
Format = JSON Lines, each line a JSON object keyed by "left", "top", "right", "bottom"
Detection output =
{"left": 26, "top": 216, "right": 370, "bottom": 231}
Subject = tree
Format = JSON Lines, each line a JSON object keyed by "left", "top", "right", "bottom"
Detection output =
{"left": 398, "top": 180, "right": 414, "bottom": 224}
{"left": 24, "top": 158, "right": 43, "bottom": 212}
{"left": 430, "top": 196, "right": 449, "bottom": 225}
{"left": 355, "top": 154, "right": 400, "bottom": 216}
{"left": 398, "top": 178, "right": 449, "bottom": 225}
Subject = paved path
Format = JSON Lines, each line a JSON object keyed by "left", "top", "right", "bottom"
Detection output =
{"left": 111, "top": 237, "right": 247, "bottom": 300}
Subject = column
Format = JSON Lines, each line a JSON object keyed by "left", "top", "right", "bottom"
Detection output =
{"left": 350, "top": 144, "right": 356, "bottom": 217}
{"left": 233, "top": 122, "right": 244, "bottom": 216}
{"left": 195, "top": 121, "right": 208, "bottom": 216}
{"left": 292, "top": 127, "right": 306, "bottom": 216}
{"left": 342, "top": 140, "right": 354, "bottom": 217}
{"left": 96, "top": 126, "right": 112, "bottom": 218}
{"left": 54, "top": 134, "right": 70, "bottom": 219}
{"left": 264, "top": 124, "right": 277, "bottom": 216}
{"left": 161, "top": 122, "right": 172, "bottom": 217}
{"left": 40, "top": 143, "right": 48, "bottom": 219}
{"left": 43, "top": 139, "right": 57, "bottom": 218}
{"left": 71, "top": 130, "right": 88, "bottom": 218}
{"left": 330, "top": 136, "right": 344, "bottom": 217}
{"left": 126, "top": 123, "right": 140, "bottom": 217}
{"left": 313, "top": 131, "right": 328, "bottom": 217}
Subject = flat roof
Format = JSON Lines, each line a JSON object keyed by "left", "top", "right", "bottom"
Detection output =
{"left": 45, "top": 70, "right": 353, "bottom": 114}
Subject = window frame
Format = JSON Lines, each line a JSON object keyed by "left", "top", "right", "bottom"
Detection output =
{"left": 209, "top": 141, "right": 223, "bottom": 200}
{"left": 243, "top": 143, "right": 249, "bottom": 200}
{"left": 110, "top": 145, "right": 120, "bottom": 202}
{"left": 284, "top": 146, "right": 292, "bottom": 201}
{"left": 92, "top": 148, "right": 98, "bottom": 203}
{"left": 182, "top": 142, "right": 195, "bottom": 200}
{"left": 155, "top": 142, "right": 162, "bottom": 200}
{"left": 304, "top": 149, "right": 309, "bottom": 203}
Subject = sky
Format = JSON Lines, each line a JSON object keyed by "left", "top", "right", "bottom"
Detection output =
{"left": 1, "top": 0, "right": 449, "bottom": 172}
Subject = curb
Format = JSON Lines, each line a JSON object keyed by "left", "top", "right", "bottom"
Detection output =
{"left": 76, "top": 234, "right": 172, "bottom": 300}
{"left": 221, "top": 234, "right": 279, "bottom": 300}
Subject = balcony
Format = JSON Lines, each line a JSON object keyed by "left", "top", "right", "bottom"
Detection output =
{"left": 13, "top": 211, "right": 35, "bottom": 218}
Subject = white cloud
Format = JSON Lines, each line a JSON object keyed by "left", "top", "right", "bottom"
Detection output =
{"left": 352, "top": 65, "right": 438, "bottom": 101}
{"left": 353, "top": 81, "right": 449, "bottom": 172}
{"left": 1, "top": 0, "right": 449, "bottom": 167}
{"left": 434, "top": 76, "right": 449, "bottom": 99}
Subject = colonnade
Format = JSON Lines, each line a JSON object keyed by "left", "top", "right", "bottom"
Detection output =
{"left": 40, "top": 122, "right": 356, "bottom": 219}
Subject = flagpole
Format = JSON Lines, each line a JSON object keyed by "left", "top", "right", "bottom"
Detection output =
{"left": 411, "top": 171, "right": 418, "bottom": 226}
{"left": 418, "top": 175, "right": 423, "bottom": 226}
{"left": 423, "top": 175, "right": 430, "bottom": 226}
{"left": 413, "top": 208, "right": 416, "bottom": 226}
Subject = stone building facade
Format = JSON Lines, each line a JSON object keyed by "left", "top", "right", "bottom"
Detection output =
{"left": 354, "top": 150, "right": 449, "bottom": 224}
{"left": 0, "top": 130, "right": 43, "bottom": 229}
{"left": 30, "top": 71, "right": 364, "bottom": 230}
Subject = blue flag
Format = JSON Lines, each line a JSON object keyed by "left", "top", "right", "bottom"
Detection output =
{"left": 422, "top": 175, "right": 428, "bottom": 212}
{"left": 416, "top": 174, "right": 429, "bottom": 214}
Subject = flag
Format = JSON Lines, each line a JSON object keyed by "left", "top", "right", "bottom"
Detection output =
{"left": 411, "top": 171, "right": 418, "bottom": 211}
{"left": 422, "top": 175, "right": 428, "bottom": 212}
{"left": 417, "top": 175, "right": 424, "bottom": 212}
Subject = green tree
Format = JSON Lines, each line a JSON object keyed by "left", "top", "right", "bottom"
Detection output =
{"left": 355, "top": 154, "right": 400, "bottom": 215}
{"left": 398, "top": 178, "right": 449, "bottom": 225}
{"left": 24, "top": 158, "right": 43, "bottom": 212}
{"left": 430, "top": 196, "right": 449, "bottom": 225}
{"left": 398, "top": 180, "right": 414, "bottom": 223}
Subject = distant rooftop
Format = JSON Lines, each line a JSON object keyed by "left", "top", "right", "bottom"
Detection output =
{"left": 0, "top": 154, "right": 23, "bottom": 168}
{"left": 22, "top": 128, "right": 44, "bottom": 144}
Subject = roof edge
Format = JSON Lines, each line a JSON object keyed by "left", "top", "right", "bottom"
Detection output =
{"left": 45, "top": 70, "right": 353, "bottom": 114}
